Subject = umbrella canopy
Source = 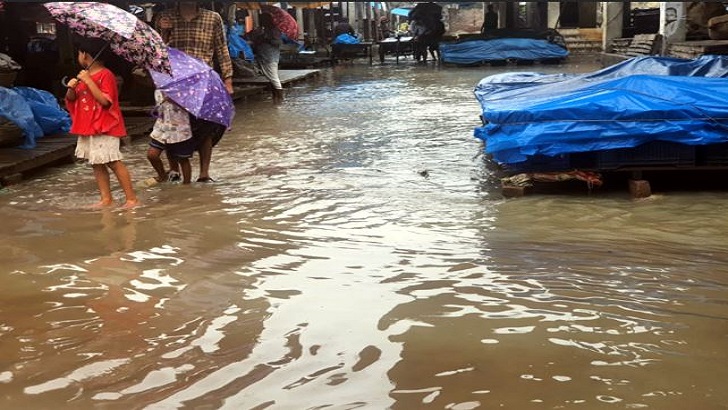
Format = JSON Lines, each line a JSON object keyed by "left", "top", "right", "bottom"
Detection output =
{"left": 44, "top": 2, "right": 171, "bottom": 74}
{"left": 149, "top": 48, "right": 234, "bottom": 128}
{"left": 260, "top": 4, "right": 299, "bottom": 40}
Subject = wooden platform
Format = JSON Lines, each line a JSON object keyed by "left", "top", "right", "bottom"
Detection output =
{"left": 233, "top": 69, "right": 320, "bottom": 88}
{"left": 0, "top": 117, "right": 154, "bottom": 187}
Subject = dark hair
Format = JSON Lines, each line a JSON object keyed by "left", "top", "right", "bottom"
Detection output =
{"left": 74, "top": 36, "right": 110, "bottom": 63}
{"left": 260, "top": 12, "right": 274, "bottom": 29}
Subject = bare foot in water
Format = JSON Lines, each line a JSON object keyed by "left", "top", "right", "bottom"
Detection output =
{"left": 90, "top": 200, "right": 114, "bottom": 209}
{"left": 121, "top": 199, "right": 140, "bottom": 209}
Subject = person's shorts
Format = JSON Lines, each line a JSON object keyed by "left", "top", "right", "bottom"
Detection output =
{"left": 149, "top": 137, "right": 196, "bottom": 159}
{"left": 190, "top": 116, "right": 226, "bottom": 148}
{"left": 75, "top": 135, "right": 123, "bottom": 165}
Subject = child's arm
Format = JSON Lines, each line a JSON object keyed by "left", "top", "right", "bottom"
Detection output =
{"left": 65, "top": 78, "right": 79, "bottom": 101}
{"left": 77, "top": 70, "right": 111, "bottom": 108}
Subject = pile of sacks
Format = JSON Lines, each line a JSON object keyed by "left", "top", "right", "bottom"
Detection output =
{"left": 0, "top": 52, "right": 21, "bottom": 72}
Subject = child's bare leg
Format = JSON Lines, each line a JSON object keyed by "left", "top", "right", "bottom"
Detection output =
{"left": 197, "top": 135, "right": 213, "bottom": 180}
{"left": 178, "top": 157, "right": 192, "bottom": 184}
{"left": 107, "top": 160, "right": 139, "bottom": 208}
{"left": 166, "top": 150, "right": 180, "bottom": 174}
{"left": 147, "top": 147, "right": 167, "bottom": 181}
{"left": 92, "top": 164, "right": 114, "bottom": 208}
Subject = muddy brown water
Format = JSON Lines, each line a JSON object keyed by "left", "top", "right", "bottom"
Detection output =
{"left": 1, "top": 58, "right": 727, "bottom": 409}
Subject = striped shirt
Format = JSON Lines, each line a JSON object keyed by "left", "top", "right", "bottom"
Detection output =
{"left": 157, "top": 8, "right": 233, "bottom": 80}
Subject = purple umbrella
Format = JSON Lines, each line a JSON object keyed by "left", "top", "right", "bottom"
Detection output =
{"left": 149, "top": 48, "right": 234, "bottom": 128}
{"left": 44, "top": 2, "right": 171, "bottom": 74}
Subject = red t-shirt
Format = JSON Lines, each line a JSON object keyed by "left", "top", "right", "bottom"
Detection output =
{"left": 65, "top": 68, "right": 126, "bottom": 137}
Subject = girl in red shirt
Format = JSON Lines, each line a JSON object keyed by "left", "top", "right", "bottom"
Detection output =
{"left": 65, "top": 40, "right": 138, "bottom": 208}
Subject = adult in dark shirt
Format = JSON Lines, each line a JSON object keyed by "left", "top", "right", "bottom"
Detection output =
{"left": 156, "top": 2, "right": 233, "bottom": 183}
{"left": 481, "top": 4, "right": 498, "bottom": 32}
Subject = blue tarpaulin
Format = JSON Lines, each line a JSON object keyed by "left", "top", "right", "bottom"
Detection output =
{"left": 13, "top": 87, "right": 71, "bottom": 136}
{"left": 441, "top": 38, "right": 568, "bottom": 65}
{"left": 390, "top": 8, "right": 411, "bottom": 17}
{"left": 227, "top": 23, "right": 254, "bottom": 61}
{"left": 0, "top": 86, "right": 70, "bottom": 149}
{"left": 474, "top": 55, "right": 728, "bottom": 164}
{"left": 333, "top": 33, "right": 361, "bottom": 45}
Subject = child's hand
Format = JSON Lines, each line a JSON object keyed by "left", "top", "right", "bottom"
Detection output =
{"left": 77, "top": 70, "right": 92, "bottom": 85}
{"left": 66, "top": 78, "right": 79, "bottom": 89}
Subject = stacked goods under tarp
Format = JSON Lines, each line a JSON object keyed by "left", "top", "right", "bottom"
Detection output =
{"left": 474, "top": 55, "right": 728, "bottom": 171}
{"left": 0, "top": 86, "right": 71, "bottom": 149}
{"left": 441, "top": 29, "right": 568, "bottom": 66}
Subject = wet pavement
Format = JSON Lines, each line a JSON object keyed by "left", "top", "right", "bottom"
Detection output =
{"left": 1, "top": 57, "right": 727, "bottom": 409}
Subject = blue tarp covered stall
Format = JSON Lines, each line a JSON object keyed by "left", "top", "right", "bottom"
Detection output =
{"left": 474, "top": 55, "right": 728, "bottom": 166}
{"left": 441, "top": 38, "right": 568, "bottom": 65}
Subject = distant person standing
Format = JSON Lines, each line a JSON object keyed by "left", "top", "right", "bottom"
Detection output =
{"left": 156, "top": 2, "right": 234, "bottom": 183}
{"left": 245, "top": 12, "right": 284, "bottom": 104}
{"left": 409, "top": 19, "right": 428, "bottom": 62}
{"left": 481, "top": 4, "right": 498, "bottom": 32}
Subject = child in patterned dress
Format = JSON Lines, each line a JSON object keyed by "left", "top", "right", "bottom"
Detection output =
{"left": 146, "top": 90, "right": 194, "bottom": 184}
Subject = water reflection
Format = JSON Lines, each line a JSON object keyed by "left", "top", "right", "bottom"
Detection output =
{"left": 1, "top": 58, "right": 727, "bottom": 408}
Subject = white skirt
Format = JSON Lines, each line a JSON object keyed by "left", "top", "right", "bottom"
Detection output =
{"left": 75, "top": 135, "right": 123, "bottom": 165}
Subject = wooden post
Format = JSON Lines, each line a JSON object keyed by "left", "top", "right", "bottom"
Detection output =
{"left": 602, "top": 2, "right": 624, "bottom": 52}
{"left": 547, "top": 2, "right": 560, "bottom": 28}
{"left": 295, "top": 7, "right": 304, "bottom": 41}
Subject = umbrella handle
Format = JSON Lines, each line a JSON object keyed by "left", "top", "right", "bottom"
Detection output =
{"left": 86, "top": 43, "right": 109, "bottom": 69}
{"left": 61, "top": 42, "right": 109, "bottom": 88}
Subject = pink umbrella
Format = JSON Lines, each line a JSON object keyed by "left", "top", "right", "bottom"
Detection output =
{"left": 44, "top": 2, "right": 171, "bottom": 74}
{"left": 260, "top": 5, "right": 298, "bottom": 40}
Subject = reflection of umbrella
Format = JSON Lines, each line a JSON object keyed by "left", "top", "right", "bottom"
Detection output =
{"left": 260, "top": 5, "right": 298, "bottom": 40}
{"left": 44, "top": 2, "right": 171, "bottom": 74}
{"left": 149, "top": 48, "right": 234, "bottom": 128}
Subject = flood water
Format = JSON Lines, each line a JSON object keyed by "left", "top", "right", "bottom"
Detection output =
{"left": 1, "top": 58, "right": 728, "bottom": 409}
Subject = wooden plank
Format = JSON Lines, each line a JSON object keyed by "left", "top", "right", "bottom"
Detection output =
{"left": 0, "top": 117, "right": 155, "bottom": 185}
{"left": 233, "top": 69, "right": 320, "bottom": 87}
